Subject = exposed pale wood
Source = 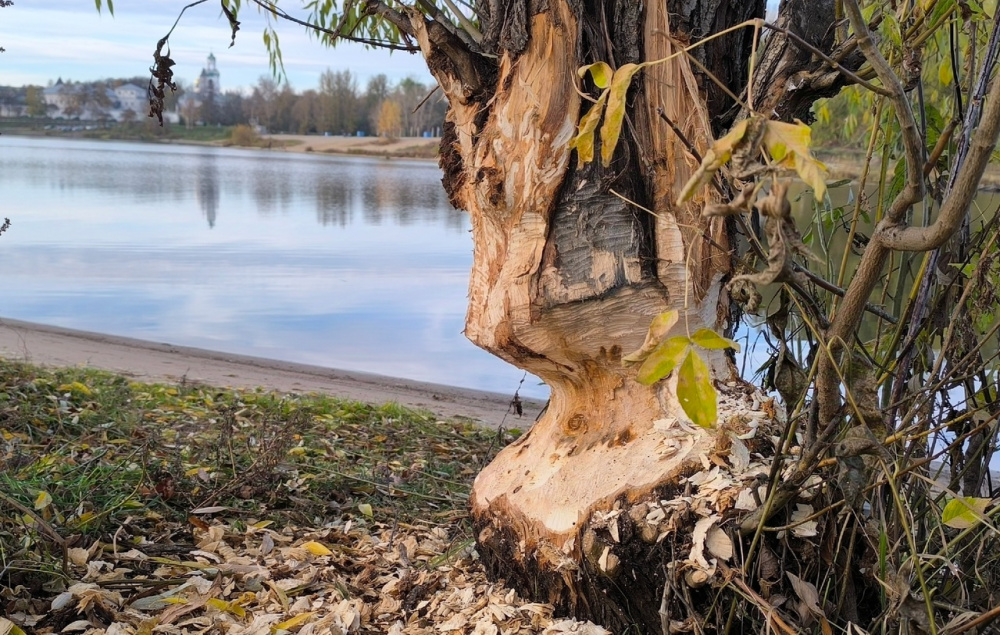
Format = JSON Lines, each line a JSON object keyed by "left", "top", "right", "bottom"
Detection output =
{"left": 636, "top": 1, "right": 732, "bottom": 302}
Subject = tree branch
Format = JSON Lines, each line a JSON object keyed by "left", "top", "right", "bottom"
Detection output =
{"left": 880, "top": 15, "right": 1000, "bottom": 251}
{"left": 815, "top": 0, "right": 925, "bottom": 437}
{"left": 841, "top": 0, "right": 924, "bottom": 225}
{"left": 880, "top": 75, "right": 1000, "bottom": 250}
{"left": 248, "top": 0, "right": 419, "bottom": 51}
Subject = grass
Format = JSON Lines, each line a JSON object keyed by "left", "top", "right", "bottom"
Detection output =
{"left": 0, "top": 360, "right": 516, "bottom": 592}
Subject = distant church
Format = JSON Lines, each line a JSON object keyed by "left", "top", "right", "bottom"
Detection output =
{"left": 178, "top": 53, "right": 221, "bottom": 125}
{"left": 194, "top": 53, "right": 220, "bottom": 96}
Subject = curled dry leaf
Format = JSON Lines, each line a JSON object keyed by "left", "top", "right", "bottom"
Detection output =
{"left": 727, "top": 182, "right": 813, "bottom": 292}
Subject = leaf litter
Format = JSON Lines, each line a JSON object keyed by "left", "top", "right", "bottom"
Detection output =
{"left": 0, "top": 361, "right": 608, "bottom": 634}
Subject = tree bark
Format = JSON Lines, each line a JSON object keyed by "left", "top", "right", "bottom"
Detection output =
{"left": 410, "top": 1, "right": 842, "bottom": 631}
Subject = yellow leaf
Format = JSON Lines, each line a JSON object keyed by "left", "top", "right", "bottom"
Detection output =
{"left": 690, "top": 328, "right": 740, "bottom": 352}
{"left": 600, "top": 63, "right": 644, "bottom": 167}
{"left": 677, "top": 118, "right": 750, "bottom": 204}
{"left": 272, "top": 612, "right": 315, "bottom": 633}
{"left": 207, "top": 598, "right": 246, "bottom": 617}
{"left": 762, "top": 120, "right": 828, "bottom": 201}
{"left": 939, "top": 57, "right": 954, "bottom": 87}
{"left": 578, "top": 61, "right": 613, "bottom": 89}
{"left": 34, "top": 491, "right": 52, "bottom": 510}
{"left": 941, "top": 497, "right": 992, "bottom": 529}
{"left": 622, "top": 310, "right": 680, "bottom": 364}
{"left": 358, "top": 503, "right": 373, "bottom": 518}
{"left": 569, "top": 91, "right": 609, "bottom": 165}
{"left": 57, "top": 381, "right": 91, "bottom": 396}
{"left": 301, "top": 540, "right": 333, "bottom": 556}
{"left": 676, "top": 349, "right": 717, "bottom": 428}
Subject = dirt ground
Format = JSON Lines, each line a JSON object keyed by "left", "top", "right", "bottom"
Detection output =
{"left": 0, "top": 318, "right": 543, "bottom": 429}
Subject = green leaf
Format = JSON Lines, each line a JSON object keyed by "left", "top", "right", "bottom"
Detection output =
{"left": 676, "top": 349, "right": 717, "bottom": 428}
{"left": 637, "top": 336, "right": 690, "bottom": 385}
{"left": 690, "top": 328, "right": 740, "bottom": 352}
{"left": 358, "top": 502, "right": 373, "bottom": 518}
{"left": 579, "top": 62, "right": 614, "bottom": 90}
{"left": 622, "top": 310, "right": 680, "bottom": 364}
{"left": 942, "top": 497, "right": 991, "bottom": 529}
{"left": 569, "top": 91, "right": 609, "bottom": 165}
{"left": 599, "top": 63, "right": 644, "bottom": 167}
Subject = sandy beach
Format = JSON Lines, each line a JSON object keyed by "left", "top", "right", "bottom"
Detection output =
{"left": 0, "top": 318, "right": 543, "bottom": 429}
{"left": 259, "top": 134, "right": 440, "bottom": 159}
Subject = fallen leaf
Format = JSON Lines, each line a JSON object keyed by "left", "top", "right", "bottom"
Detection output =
{"left": 301, "top": 541, "right": 333, "bottom": 556}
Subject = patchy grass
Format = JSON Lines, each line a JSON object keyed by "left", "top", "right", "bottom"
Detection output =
{"left": 0, "top": 362, "right": 520, "bottom": 609}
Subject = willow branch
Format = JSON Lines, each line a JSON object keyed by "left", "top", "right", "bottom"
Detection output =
{"left": 248, "top": 0, "right": 419, "bottom": 50}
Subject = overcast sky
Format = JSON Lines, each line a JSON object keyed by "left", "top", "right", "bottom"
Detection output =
{"left": 1, "top": 1, "right": 434, "bottom": 92}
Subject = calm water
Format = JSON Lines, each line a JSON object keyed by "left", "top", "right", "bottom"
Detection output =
{"left": 0, "top": 136, "right": 548, "bottom": 399}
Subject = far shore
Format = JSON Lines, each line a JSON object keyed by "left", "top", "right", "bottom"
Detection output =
{"left": 0, "top": 126, "right": 442, "bottom": 161}
{"left": 257, "top": 133, "right": 441, "bottom": 161}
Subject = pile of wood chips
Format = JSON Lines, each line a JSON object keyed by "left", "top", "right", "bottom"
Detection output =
{"left": 4, "top": 517, "right": 610, "bottom": 635}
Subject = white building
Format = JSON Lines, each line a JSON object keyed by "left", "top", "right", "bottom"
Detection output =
{"left": 42, "top": 80, "right": 150, "bottom": 122}
{"left": 113, "top": 84, "right": 146, "bottom": 117}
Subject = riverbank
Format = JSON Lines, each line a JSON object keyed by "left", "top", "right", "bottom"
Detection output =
{"left": 260, "top": 133, "right": 440, "bottom": 159}
{"left": 0, "top": 122, "right": 441, "bottom": 160}
{"left": 0, "top": 318, "right": 542, "bottom": 429}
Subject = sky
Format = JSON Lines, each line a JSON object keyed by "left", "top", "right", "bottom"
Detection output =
{"left": 1, "top": 1, "right": 434, "bottom": 92}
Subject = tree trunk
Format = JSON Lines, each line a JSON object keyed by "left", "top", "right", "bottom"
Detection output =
{"left": 409, "top": 1, "right": 840, "bottom": 631}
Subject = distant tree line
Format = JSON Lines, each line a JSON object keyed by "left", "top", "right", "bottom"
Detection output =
{"left": 227, "top": 71, "right": 446, "bottom": 137}
{"left": 0, "top": 70, "right": 446, "bottom": 137}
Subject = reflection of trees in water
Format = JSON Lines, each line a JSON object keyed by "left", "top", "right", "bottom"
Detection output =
{"left": 311, "top": 166, "right": 465, "bottom": 230}
{"left": 314, "top": 180, "right": 353, "bottom": 226}
{"left": 13, "top": 140, "right": 466, "bottom": 230}
{"left": 250, "top": 167, "right": 294, "bottom": 217}
{"left": 195, "top": 155, "right": 220, "bottom": 228}
{"left": 16, "top": 144, "right": 196, "bottom": 203}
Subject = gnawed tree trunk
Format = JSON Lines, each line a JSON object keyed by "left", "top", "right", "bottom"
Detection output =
{"left": 408, "top": 1, "right": 845, "bottom": 631}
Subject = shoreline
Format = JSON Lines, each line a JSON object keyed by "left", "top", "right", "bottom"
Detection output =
{"left": 0, "top": 317, "right": 543, "bottom": 429}
{"left": 1, "top": 129, "right": 442, "bottom": 161}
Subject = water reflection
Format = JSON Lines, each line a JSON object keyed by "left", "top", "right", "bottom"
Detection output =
{"left": 0, "top": 136, "right": 545, "bottom": 399}
{"left": 196, "top": 154, "right": 220, "bottom": 228}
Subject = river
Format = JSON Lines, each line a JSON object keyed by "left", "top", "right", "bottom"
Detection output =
{"left": 0, "top": 135, "right": 549, "bottom": 399}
